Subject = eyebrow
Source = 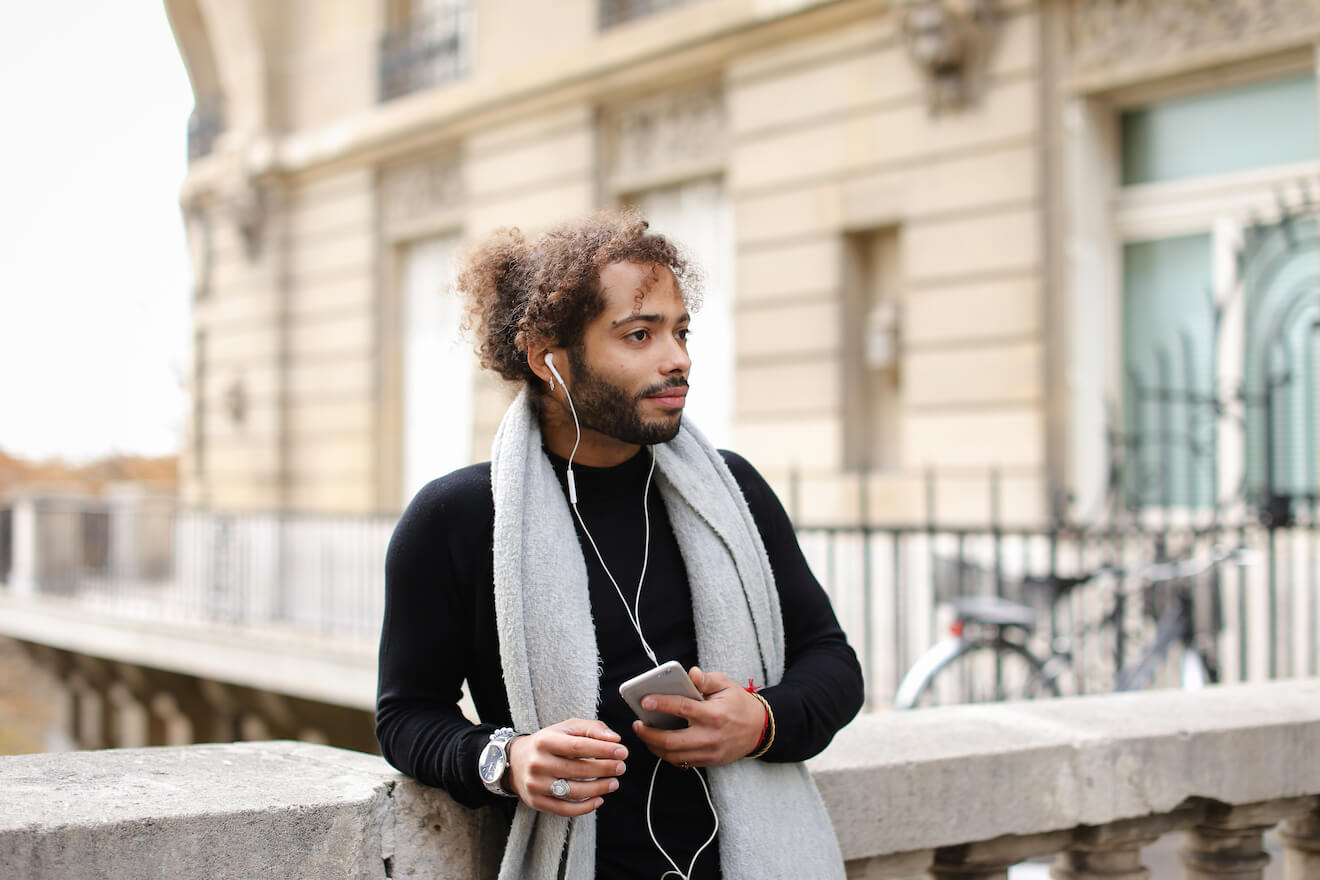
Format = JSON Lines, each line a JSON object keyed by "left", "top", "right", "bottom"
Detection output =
{"left": 610, "top": 312, "right": 690, "bottom": 328}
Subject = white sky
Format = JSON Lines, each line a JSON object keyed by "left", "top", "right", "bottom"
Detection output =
{"left": 0, "top": 3, "right": 194, "bottom": 463}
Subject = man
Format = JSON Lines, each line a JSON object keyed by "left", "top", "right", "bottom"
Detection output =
{"left": 376, "top": 211, "right": 864, "bottom": 879}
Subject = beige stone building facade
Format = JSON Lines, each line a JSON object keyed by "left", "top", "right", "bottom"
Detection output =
{"left": 166, "top": 0, "right": 1320, "bottom": 527}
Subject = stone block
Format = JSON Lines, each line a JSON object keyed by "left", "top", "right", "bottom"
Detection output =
{"left": 735, "top": 299, "right": 840, "bottom": 358}
{"left": 737, "top": 237, "right": 843, "bottom": 301}
{"left": 904, "top": 341, "right": 1043, "bottom": 408}
{"left": 903, "top": 208, "right": 1040, "bottom": 284}
{"left": 904, "top": 275, "right": 1040, "bottom": 346}
{"left": 902, "top": 407, "right": 1044, "bottom": 469}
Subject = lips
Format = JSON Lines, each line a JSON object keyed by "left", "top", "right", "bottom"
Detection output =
{"left": 647, "top": 388, "right": 687, "bottom": 408}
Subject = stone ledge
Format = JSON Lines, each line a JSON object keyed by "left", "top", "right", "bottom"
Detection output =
{"left": 2, "top": 680, "right": 1318, "bottom": 878}
{"left": 813, "top": 678, "right": 1320, "bottom": 860}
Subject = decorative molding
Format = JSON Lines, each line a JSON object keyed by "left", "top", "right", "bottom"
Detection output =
{"left": 900, "top": 0, "right": 998, "bottom": 115}
{"left": 380, "top": 153, "right": 464, "bottom": 232}
{"left": 1065, "top": 0, "right": 1320, "bottom": 84}
{"left": 228, "top": 179, "right": 266, "bottom": 261}
{"left": 601, "top": 81, "right": 726, "bottom": 194}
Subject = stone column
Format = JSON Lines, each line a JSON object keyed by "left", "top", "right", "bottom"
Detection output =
{"left": 1180, "top": 823, "right": 1271, "bottom": 880}
{"left": 1051, "top": 811, "right": 1188, "bottom": 880}
{"left": 1051, "top": 837, "right": 1156, "bottom": 880}
{"left": 928, "top": 856, "right": 1010, "bottom": 880}
{"left": 1177, "top": 801, "right": 1315, "bottom": 880}
{"left": 930, "top": 832, "right": 1072, "bottom": 880}
{"left": 1278, "top": 809, "right": 1320, "bottom": 880}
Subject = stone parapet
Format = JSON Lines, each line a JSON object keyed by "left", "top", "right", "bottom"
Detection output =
{"left": 2, "top": 680, "right": 1318, "bottom": 879}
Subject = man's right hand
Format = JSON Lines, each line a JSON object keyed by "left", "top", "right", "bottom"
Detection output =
{"left": 505, "top": 719, "right": 628, "bottom": 816}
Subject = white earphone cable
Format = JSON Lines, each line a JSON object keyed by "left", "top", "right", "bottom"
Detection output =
{"left": 550, "top": 356, "right": 717, "bottom": 880}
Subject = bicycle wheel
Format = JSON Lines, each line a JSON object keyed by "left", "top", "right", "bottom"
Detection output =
{"left": 895, "top": 637, "right": 1059, "bottom": 709}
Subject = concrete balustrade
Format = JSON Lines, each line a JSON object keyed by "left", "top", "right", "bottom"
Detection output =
{"left": 2, "top": 680, "right": 1318, "bottom": 879}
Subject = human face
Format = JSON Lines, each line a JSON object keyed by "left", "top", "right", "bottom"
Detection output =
{"left": 564, "top": 261, "right": 691, "bottom": 447}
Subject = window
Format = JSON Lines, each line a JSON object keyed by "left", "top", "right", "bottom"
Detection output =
{"left": 1114, "top": 72, "right": 1319, "bottom": 512}
{"left": 1241, "top": 217, "right": 1320, "bottom": 514}
{"left": 379, "top": 0, "right": 470, "bottom": 102}
{"left": 599, "top": 0, "right": 701, "bottom": 30}
{"left": 400, "top": 234, "right": 472, "bottom": 500}
{"left": 1121, "top": 234, "right": 1214, "bottom": 507}
{"left": 843, "top": 229, "right": 902, "bottom": 472}
{"left": 1120, "top": 74, "right": 1317, "bottom": 185}
{"left": 626, "top": 178, "right": 735, "bottom": 448}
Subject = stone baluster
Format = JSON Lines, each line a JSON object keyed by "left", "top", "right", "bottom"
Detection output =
{"left": 1050, "top": 809, "right": 1197, "bottom": 880}
{"left": 1180, "top": 799, "right": 1316, "bottom": 880}
{"left": 1278, "top": 807, "right": 1320, "bottom": 880}
{"left": 930, "top": 831, "right": 1072, "bottom": 880}
{"left": 1051, "top": 828, "right": 1156, "bottom": 879}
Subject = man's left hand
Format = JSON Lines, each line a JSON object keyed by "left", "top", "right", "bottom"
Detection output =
{"left": 631, "top": 666, "right": 766, "bottom": 768}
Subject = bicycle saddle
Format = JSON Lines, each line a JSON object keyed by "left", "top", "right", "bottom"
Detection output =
{"left": 950, "top": 595, "right": 1037, "bottom": 630}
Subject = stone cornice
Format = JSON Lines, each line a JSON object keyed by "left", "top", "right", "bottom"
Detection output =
{"left": 179, "top": 0, "right": 885, "bottom": 200}
{"left": 1062, "top": 0, "right": 1320, "bottom": 94}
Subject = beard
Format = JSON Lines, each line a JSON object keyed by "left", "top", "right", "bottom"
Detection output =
{"left": 566, "top": 347, "right": 687, "bottom": 446}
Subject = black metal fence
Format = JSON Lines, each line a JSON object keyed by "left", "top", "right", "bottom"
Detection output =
{"left": 2, "top": 495, "right": 1315, "bottom": 710}
{"left": 798, "top": 517, "right": 1318, "bottom": 708}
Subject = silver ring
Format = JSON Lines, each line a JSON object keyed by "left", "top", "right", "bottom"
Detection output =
{"left": 550, "top": 778, "right": 571, "bottom": 800}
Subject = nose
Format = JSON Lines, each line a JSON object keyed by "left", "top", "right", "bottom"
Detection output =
{"left": 660, "top": 332, "right": 690, "bottom": 377}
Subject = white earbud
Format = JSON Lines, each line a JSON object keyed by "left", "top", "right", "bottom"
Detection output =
{"left": 544, "top": 351, "right": 566, "bottom": 392}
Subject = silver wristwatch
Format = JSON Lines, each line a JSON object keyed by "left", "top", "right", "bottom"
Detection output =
{"left": 477, "top": 727, "right": 520, "bottom": 797}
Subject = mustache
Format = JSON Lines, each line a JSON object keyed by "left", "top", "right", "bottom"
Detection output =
{"left": 636, "top": 376, "right": 689, "bottom": 400}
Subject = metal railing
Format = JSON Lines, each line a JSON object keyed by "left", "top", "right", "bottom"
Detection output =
{"left": 2, "top": 495, "right": 1316, "bottom": 710}
{"left": 599, "top": 0, "right": 703, "bottom": 29}
{"left": 378, "top": 1, "right": 469, "bottom": 102}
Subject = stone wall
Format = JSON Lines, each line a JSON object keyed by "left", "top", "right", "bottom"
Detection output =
{"left": 170, "top": 0, "right": 1058, "bottom": 523}
{"left": 4, "top": 680, "right": 1319, "bottom": 879}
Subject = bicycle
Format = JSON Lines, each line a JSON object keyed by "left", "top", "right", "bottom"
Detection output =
{"left": 893, "top": 544, "right": 1253, "bottom": 710}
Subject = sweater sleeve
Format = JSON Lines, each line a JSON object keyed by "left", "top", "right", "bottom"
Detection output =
{"left": 374, "top": 467, "right": 505, "bottom": 808}
{"left": 721, "top": 451, "right": 865, "bottom": 762}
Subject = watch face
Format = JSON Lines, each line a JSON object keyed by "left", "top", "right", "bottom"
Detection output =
{"left": 478, "top": 741, "right": 505, "bottom": 784}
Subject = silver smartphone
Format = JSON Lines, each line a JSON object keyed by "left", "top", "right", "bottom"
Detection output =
{"left": 618, "top": 660, "right": 703, "bottom": 729}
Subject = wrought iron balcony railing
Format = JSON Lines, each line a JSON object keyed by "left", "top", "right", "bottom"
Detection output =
{"left": 378, "top": 2, "right": 469, "bottom": 102}
{"left": 599, "top": 0, "right": 701, "bottom": 30}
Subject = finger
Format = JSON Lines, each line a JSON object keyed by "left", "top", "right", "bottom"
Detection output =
{"left": 632, "top": 720, "right": 700, "bottom": 756}
{"left": 536, "top": 775, "right": 622, "bottom": 803}
{"left": 695, "top": 669, "right": 736, "bottom": 695}
{"left": 538, "top": 756, "right": 628, "bottom": 781}
{"left": 533, "top": 793, "right": 606, "bottom": 817}
{"left": 640, "top": 693, "right": 700, "bottom": 719}
{"left": 555, "top": 719, "right": 623, "bottom": 742}
{"left": 689, "top": 666, "right": 705, "bottom": 691}
{"left": 545, "top": 729, "right": 629, "bottom": 760}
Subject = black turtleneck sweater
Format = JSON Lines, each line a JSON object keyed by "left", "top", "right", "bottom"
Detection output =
{"left": 376, "top": 447, "right": 863, "bottom": 879}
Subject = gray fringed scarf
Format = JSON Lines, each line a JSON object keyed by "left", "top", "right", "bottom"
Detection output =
{"left": 490, "top": 389, "right": 845, "bottom": 880}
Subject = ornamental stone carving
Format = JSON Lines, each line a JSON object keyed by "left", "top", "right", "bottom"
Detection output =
{"left": 1066, "top": 0, "right": 1320, "bottom": 82}
{"left": 900, "top": 0, "right": 998, "bottom": 114}
{"left": 601, "top": 82, "right": 726, "bottom": 192}
{"left": 380, "top": 152, "right": 463, "bottom": 231}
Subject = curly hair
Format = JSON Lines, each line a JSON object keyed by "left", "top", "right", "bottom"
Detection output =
{"left": 456, "top": 209, "right": 702, "bottom": 384}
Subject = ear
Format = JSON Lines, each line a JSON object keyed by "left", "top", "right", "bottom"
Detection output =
{"left": 527, "top": 343, "right": 555, "bottom": 386}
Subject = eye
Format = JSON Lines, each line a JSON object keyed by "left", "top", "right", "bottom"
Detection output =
{"left": 626, "top": 328, "right": 649, "bottom": 342}
{"left": 676, "top": 327, "right": 691, "bottom": 342}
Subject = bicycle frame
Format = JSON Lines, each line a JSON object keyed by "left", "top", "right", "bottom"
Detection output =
{"left": 894, "top": 545, "right": 1249, "bottom": 709}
